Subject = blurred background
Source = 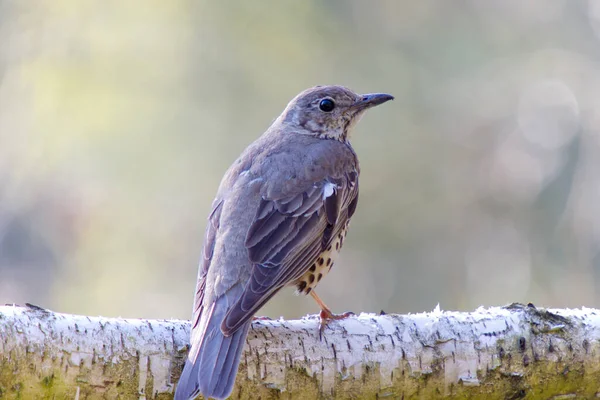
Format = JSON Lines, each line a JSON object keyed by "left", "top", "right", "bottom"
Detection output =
{"left": 1, "top": 0, "right": 599, "bottom": 320}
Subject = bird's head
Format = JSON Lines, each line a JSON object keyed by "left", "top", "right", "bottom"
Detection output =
{"left": 279, "top": 85, "right": 394, "bottom": 141}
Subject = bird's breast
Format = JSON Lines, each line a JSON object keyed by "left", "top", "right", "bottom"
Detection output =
{"left": 293, "top": 219, "right": 351, "bottom": 295}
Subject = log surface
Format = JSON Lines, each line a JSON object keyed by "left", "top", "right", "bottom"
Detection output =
{"left": 1, "top": 303, "right": 599, "bottom": 399}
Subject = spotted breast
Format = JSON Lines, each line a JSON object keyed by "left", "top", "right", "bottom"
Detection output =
{"left": 294, "top": 219, "right": 351, "bottom": 294}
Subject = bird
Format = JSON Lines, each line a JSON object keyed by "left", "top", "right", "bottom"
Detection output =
{"left": 175, "top": 85, "right": 393, "bottom": 400}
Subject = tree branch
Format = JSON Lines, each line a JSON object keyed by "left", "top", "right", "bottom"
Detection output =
{"left": 1, "top": 303, "right": 599, "bottom": 398}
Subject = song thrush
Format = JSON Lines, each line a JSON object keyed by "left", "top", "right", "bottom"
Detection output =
{"left": 175, "top": 85, "right": 393, "bottom": 400}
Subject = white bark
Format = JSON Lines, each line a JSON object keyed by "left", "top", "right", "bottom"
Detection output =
{"left": 1, "top": 303, "right": 600, "bottom": 398}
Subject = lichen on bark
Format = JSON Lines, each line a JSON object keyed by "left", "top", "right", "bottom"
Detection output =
{"left": 1, "top": 303, "right": 600, "bottom": 399}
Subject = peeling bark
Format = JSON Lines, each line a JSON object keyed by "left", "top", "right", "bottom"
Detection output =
{"left": 1, "top": 303, "right": 600, "bottom": 399}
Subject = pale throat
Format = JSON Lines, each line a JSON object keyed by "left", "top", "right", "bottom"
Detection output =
{"left": 302, "top": 114, "right": 362, "bottom": 142}
{"left": 301, "top": 119, "right": 344, "bottom": 140}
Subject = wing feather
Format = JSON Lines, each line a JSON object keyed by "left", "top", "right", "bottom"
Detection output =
{"left": 221, "top": 171, "right": 359, "bottom": 336}
{"left": 192, "top": 199, "right": 224, "bottom": 329}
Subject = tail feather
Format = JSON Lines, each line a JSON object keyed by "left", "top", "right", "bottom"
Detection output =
{"left": 213, "top": 323, "right": 250, "bottom": 397}
{"left": 175, "top": 286, "right": 249, "bottom": 400}
{"left": 204, "top": 320, "right": 237, "bottom": 394}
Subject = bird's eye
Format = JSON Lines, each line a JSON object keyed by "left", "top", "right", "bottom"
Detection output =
{"left": 319, "top": 99, "right": 335, "bottom": 112}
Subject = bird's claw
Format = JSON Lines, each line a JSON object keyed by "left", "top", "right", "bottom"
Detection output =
{"left": 318, "top": 310, "right": 355, "bottom": 341}
{"left": 252, "top": 316, "right": 272, "bottom": 321}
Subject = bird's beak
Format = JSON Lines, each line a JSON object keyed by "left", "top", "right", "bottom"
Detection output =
{"left": 350, "top": 93, "right": 394, "bottom": 112}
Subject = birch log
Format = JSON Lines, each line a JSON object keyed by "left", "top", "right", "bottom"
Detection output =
{"left": 1, "top": 303, "right": 600, "bottom": 399}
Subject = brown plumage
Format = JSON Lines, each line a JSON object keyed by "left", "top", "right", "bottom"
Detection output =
{"left": 175, "top": 85, "right": 393, "bottom": 400}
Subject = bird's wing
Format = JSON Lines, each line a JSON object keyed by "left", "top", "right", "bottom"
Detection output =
{"left": 221, "top": 170, "right": 359, "bottom": 336}
{"left": 191, "top": 198, "right": 224, "bottom": 331}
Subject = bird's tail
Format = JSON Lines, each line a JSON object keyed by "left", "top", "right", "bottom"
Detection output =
{"left": 175, "top": 288, "right": 250, "bottom": 400}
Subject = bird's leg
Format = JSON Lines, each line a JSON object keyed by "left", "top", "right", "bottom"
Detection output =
{"left": 309, "top": 290, "right": 354, "bottom": 339}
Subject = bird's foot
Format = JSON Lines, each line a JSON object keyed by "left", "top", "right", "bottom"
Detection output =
{"left": 318, "top": 309, "right": 355, "bottom": 340}
{"left": 252, "top": 316, "right": 272, "bottom": 321}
